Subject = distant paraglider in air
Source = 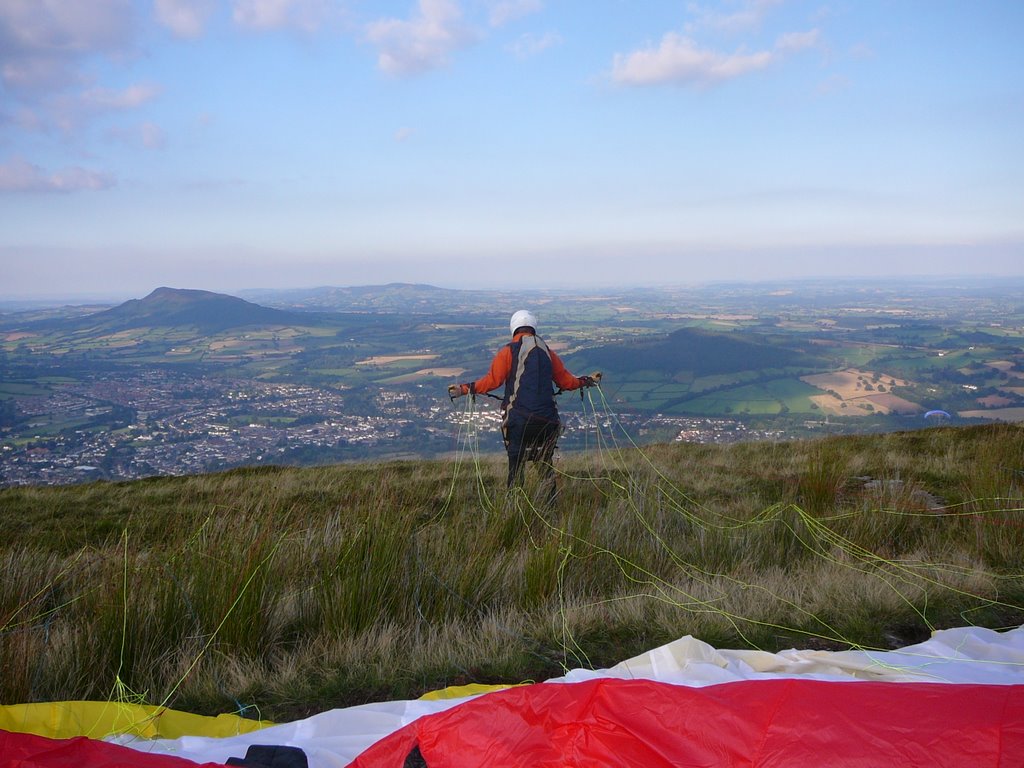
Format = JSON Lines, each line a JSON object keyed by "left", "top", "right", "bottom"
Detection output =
{"left": 924, "top": 409, "right": 952, "bottom": 421}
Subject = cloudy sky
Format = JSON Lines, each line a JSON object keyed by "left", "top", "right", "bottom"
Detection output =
{"left": 1, "top": 0, "right": 1022, "bottom": 299}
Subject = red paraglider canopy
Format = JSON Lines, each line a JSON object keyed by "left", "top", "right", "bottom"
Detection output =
{"left": 349, "top": 677, "right": 1024, "bottom": 768}
{"left": 0, "top": 728, "right": 228, "bottom": 768}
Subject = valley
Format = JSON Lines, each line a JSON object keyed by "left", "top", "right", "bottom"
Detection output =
{"left": 2, "top": 278, "right": 1022, "bottom": 487}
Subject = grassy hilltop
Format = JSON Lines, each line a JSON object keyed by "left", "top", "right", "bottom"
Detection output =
{"left": 2, "top": 424, "right": 1023, "bottom": 721}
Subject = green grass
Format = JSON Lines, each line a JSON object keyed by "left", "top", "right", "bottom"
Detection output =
{"left": 1, "top": 424, "right": 1022, "bottom": 720}
{"left": 762, "top": 378, "right": 822, "bottom": 406}
{"left": 689, "top": 371, "right": 759, "bottom": 393}
{"left": 673, "top": 377, "right": 823, "bottom": 416}
{"left": 649, "top": 384, "right": 690, "bottom": 397}
{"left": 0, "top": 383, "right": 52, "bottom": 397}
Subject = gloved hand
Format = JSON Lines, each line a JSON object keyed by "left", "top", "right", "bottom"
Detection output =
{"left": 448, "top": 384, "right": 465, "bottom": 399}
{"left": 580, "top": 371, "right": 602, "bottom": 387}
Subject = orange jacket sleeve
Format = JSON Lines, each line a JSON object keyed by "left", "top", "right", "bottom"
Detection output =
{"left": 550, "top": 348, "right": 584, "bottom": 391}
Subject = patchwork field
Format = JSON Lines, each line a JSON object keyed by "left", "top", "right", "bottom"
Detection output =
{"left": 801, "top": 368, "right": 919, "bottom": 416}
{"left": 977, "top": 394, "right": 1017, "bottom": 408}
{"left": 357, "top": 354, "right": 440, "bottom": 365}
{"left": 670, "top": 378, "right": 823, "bottom": 416}
{"left": 958, "top": 407, "right": 1024, "bottom": 422}
{"left": 383, "top": 367, "right": 467, "bottom": 384}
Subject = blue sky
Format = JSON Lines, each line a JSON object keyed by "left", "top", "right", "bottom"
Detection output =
{"left": 1, "top": 0, "right": 1022, "bottom": 300}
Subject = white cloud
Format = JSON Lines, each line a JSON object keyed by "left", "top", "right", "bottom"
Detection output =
{"left": 489, "top": 0, "right": 542, "bottom": 28}
{"left": 366, "top": 0, "right": 476, "bottom": 76}
{"left": 0, "top": 0, "right": 134, "bottom": 55}
{"left": 0, "top": 0, "right": 155, "bottom": 139}
{"left": 231, "top": 0, "right": 338, "bottom": 33}
{"left": 1, "top": 56, "right": 72, "bottom": 91}
{"left": 0, "top": 155, "right": 115, "bottom": 193}
{"left": 234, "top": 0, "right": 291, "bottom": 28}
{"left": 5, "top": 105, "right": 44, "bottom": 133}
{"left": 611, "top": 23, "right": 821, "bottom": 88}
{"left": 0, "top": 0, "right": 135, "bottom": 92}
{"left": 775, "top": 29, "right": 820, "bottom": 53}
{"left": 506, "top": 30, "right": 561, "bottom": 58}
{"left": 14, "top": 81, "right": 162, "bottom": 139}
{"left": 154, "top": 0, "right": 217, "bottom": 39}
{"left": 612, "top": 33, "right": 773, "bottom": 87}
{"left": 685, "top": 0, "right": 782, "bottom": 36}
{"left": 81, "top": 83, "right": 162, "bottom": 110}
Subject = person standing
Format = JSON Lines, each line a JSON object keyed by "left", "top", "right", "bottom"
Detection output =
{"left": 449, "top": 310, "right": 599, "bottom": 501}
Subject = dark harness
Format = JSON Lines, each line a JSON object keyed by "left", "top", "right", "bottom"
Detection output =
{"left": 501, "top": 334, "right": 559, "bottom": 456}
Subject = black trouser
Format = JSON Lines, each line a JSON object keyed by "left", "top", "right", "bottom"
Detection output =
{"left": 504, "top": 416, "right": 560, "bottom": 494}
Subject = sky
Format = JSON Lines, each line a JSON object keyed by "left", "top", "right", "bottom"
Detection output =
{"left": 1, "top": 0, "right": 1023, "bottom": 300}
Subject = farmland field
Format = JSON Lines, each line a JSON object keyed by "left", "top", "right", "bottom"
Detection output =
{"left": 958, "top": 407, "right": 1024, "bottom": 422}
{"left": 666, "top": 377, "right": 822, "bottom": 416}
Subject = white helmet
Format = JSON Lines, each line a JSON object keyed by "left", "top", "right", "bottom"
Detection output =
{"left": 509, "top": 309, "right": 538, "bottom": 335}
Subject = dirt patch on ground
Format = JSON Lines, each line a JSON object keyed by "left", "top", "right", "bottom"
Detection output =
{"left": 809, "top": 394, "right": 869, "bottom": 416}
{"left": 985, "top": 360, "right": 1016, "bottom": 371}
{"left": 803, "top": 368, "right": 909, "bottom": 397}
{"left": 415, "top": 367, "right": 465, "bottom": 377}
{"left": 864, "top": 393, "right": 923, "bottom": 415}
{"left": 386, "top": 367, "right": 467, "bottom": 384}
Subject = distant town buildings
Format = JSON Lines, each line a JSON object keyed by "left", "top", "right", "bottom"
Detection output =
{"left": 0, "top": 370, "right": 789, "bottom": 488}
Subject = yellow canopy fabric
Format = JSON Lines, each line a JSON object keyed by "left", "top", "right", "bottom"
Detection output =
{"left": 418, "top": 682, "right": 518, "bottom": 700}
{"left": 0, "top": 700, "right": 271, "bottom": 741}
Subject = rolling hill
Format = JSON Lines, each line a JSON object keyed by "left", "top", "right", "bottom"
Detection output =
{"left": 566, "top": 327, "right": 827, "bottom": 378}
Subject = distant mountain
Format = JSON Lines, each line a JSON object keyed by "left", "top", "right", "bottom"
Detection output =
{"left": 58, "top": 287, "right": 313, "bottom": 333}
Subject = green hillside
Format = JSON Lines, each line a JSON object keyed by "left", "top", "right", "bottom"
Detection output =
{"left": 566, "top": 327, "right": 826, "bottom": 377}
{"left": 2, "top": 424, "right": 1021, "bottom": 720}
{"left": 563, "top": 327, "right": 834, "bottom": 415}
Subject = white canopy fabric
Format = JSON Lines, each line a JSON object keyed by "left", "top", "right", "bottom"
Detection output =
{"left": 109, "top": 625, "right": 1024, "bottom": 768}
{"left": 562, "top": 624, "right": 1024, "bottom": 687}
